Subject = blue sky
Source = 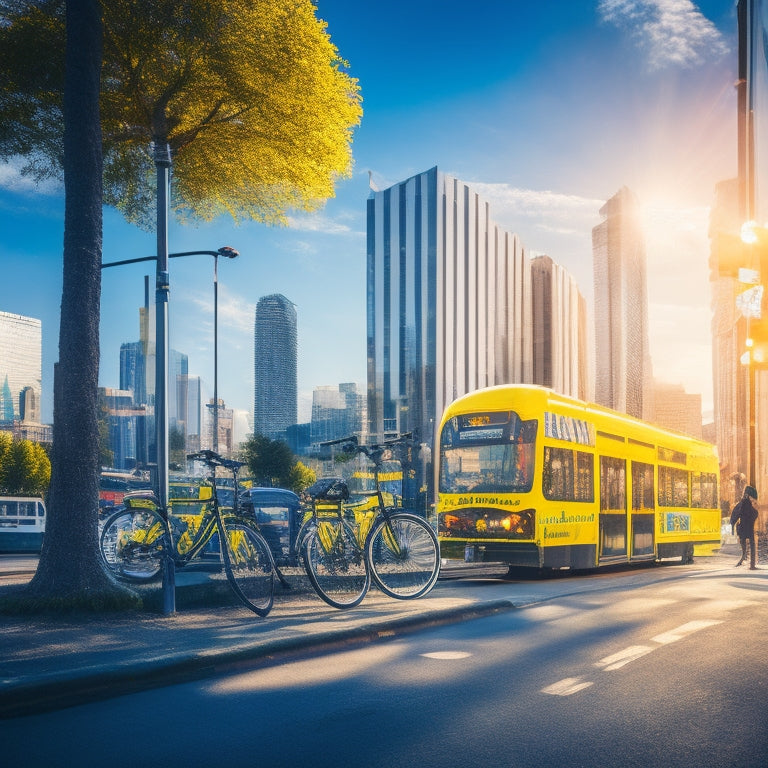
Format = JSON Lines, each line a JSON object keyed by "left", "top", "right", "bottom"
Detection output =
{"left": 0, "top": 0, "right": 738, "bottom": 426}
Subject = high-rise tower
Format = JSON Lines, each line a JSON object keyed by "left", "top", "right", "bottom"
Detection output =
{"left": 0, "top": 311, "right": 42, "bottom": 423}
{"left": 592, "top": 187, "right": 653, "bottom": 419}
{"left": 253, "top": 294, "right": 297, "bottom": 440}
{"left": 366, "top": 166, "right": 534, "bottom": 446}
{"left": 531, "top": 255, "right": 589, "bottom": 401}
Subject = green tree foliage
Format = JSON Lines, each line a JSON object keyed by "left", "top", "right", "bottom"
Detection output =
{"left": 0, "top": 432, "right": 11, "bottom": 480}
{"left": 0, "top": 0, "right": 362, "bottom": 228}
{"left": 241, "top": 434, "right": 294, "bottom": 487}
{"left": 242, "top": 435, "right": 316, "bottom": 493}
{"left": 287, "top": 460, "right": 316, "bottom": 495}
{"left": 0, "top": 436, "right": 51, "bottom": 496}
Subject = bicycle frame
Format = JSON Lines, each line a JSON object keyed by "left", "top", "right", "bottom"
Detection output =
{"left": 302, "top": 433, "right": 440, "bottom": 606}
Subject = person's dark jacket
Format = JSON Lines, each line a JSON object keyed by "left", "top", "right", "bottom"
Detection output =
{"left": 730, "top": 498, "right": 758, "bottom": 539}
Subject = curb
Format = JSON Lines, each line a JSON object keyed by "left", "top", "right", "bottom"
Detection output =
{"left": 0, "top": 598, "right": 516, "bottom": 719}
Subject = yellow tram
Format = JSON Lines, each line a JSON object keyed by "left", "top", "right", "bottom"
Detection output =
{"left": 437, "top": 385, "right": 720, "bottom": 570}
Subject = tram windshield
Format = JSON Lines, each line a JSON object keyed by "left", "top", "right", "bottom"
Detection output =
{"left": 439, "top": 411, "right": 537, "bottom": 494}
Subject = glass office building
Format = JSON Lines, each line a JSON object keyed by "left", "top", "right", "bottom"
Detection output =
{"left": 0, "top": 311, "right": 42, "bottom": 423}
{"left": 366, "top": 166, "right": 533, "bottom": 447}
{"left": 254, "top": 294, "right": 297, "bottom": 440}
{"left": 531, "top": 255, "right": 589, "bottom": 401}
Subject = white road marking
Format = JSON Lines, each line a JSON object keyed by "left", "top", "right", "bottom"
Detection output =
{"left": 595, "top": 645, "right": 655, "bottom": 670}
{"left": 541, "top": 678, "right": 594, "bottom": 696}
{"left": 651, "top": 620, "right": 723, "bottom": 645}
{"left": 421, "top": 651, "right": 472, "bottom": 660}
{"left": 543, "top": 612, "right": 730, "bottom": 697}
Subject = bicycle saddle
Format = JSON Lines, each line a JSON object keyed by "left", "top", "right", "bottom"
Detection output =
{"left": 306, "top": 477, "right": 349, "bottom": 501}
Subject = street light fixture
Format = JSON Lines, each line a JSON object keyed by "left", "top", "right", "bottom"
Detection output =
{"left": 102, "top": 246, "right": 240, "bottom": 457}
{"left": 171, "top": 247, "right": 240, "bottom": 453}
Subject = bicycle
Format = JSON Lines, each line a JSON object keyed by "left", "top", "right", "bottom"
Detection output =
{"left": 301, "top": 434, "right": 440, "bottom": 609}
{"left": 99, "top": 449, "right": 282, "bottom": 616}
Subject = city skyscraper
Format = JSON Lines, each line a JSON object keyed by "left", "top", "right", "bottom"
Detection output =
{"left": 592, "top": 186, "right": 653, "bottom": 420}
{"left": 120, "top": 341, "right": 147, "bottom": 406}
{"left": 253, "top": 294, "right": 297, "bottom": 440}
{"left": 531, "top": 255, "right": 590, "bottom": 400}
{"left": 169, "top": 348, "right": 189, "bottom": 433}
{"left": 310, "top": 383, "right": 366, "bottom": 446}
{"left": 366, "top": 166, "right": 533, "bottom": 448}
{"left": 0, "top": 310, "right": 42, "bottom": 424}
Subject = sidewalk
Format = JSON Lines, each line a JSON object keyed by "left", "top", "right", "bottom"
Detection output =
{"left": 0, "top": 541, "right": 758, "bottom": 719}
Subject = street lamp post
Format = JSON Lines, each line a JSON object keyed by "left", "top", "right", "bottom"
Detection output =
{"left": 173, "top": 246, "right": 239, "bottom": 453}
{"left": 102, "top": 243, "right": 239, "bottom": 615}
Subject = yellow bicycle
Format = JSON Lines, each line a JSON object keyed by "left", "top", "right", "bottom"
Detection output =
{"left": 99, "top": 450, "right": 280, "bottom": 616}
{"left": 301, "top": 435, "right": 440, "bottom": 609}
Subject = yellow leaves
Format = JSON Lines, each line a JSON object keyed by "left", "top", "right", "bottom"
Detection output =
{"left": 100, "top": 0, "right": 363, "bottom": 227}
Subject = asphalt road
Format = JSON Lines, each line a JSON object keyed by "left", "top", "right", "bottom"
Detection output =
{"left": 3, "top": 560, "right": 765, "bottom": 768}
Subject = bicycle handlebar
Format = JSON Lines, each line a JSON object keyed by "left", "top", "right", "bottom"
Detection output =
{"left": 319, "top": 433, "right": 415, "bottom": 464}
{"left": 187, "top": 449, "right": 245, "bottom": 472}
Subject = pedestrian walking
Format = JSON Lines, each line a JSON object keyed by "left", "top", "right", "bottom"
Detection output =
{"left": 730, "top": 486, "right": 760, "bottom": 570}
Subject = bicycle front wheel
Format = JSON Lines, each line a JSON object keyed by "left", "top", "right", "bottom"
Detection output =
{"left": 100, "top": 508, "right": 167, "bottom": 581}
{"left": 303, "top": 519, "right": 370, "bottom": 609}
{"left": 220, "top": 518, "right": 275, "bottom": 617}
{"left": 367, "top": 513, "right": 440, "bottom": 599}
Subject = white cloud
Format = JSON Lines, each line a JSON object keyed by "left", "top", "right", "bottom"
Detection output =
{"left": 467, "top": 183, "right": 604, "bottom": 245}
{"left": 286, "top": 211, "right": 355, "bottom": 235}
{"left": 598, "top": 0, "right": 729, "bottom": 70}
{"left": 188, "top": 283, "right": 254, "bottom": 337}
{"left": 0, "top": 159, "right": 60, "bottom": 195}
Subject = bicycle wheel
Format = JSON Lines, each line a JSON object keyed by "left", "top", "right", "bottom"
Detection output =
{"left": 293, "top": 518, "right": 316, "bottom": 564}
{"left": 366, "top": 512, "right": 440, "bottom": 599}
{"left": 303, "top": 519, "right": 370, "bottom": 609}
{"left": 220, "top": 518, "right": 275, "bottom": 617}
{"left": 100, "top": 508, "right": 167, "bottom": 581}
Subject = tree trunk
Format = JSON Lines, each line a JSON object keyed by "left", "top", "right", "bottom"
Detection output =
{"left": 24, "top": 0, "right": 135, "bottom": 609}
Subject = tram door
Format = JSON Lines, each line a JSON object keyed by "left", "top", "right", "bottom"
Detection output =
{"left": 598, "top": 456, "right": 627, "bottom": 561}
{"left": 629, "top": 461, "right": 655, "bottom": 557}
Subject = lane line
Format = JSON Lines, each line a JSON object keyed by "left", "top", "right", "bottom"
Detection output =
{"left": 542, "top": 615, "right": 727, "bottom": 697}
{"left": 595, "top": 645, "right": 655, "bottom": 671}
{"left": 541, "top": 677, "right": 594, "bottom": 696}
{"left": 651, "top": 620, "right": 723, "bottom": 645}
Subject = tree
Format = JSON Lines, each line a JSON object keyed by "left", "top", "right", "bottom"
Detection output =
{"left": 0, "top": 437, "right": 51, "bottom": 496}
{"left": 12, "top": 0, "right": 136, "bottom": 610}
{"left": 241, "top": 433, "right": 294, "bottom": 488}
{"left": 287, "top": 460, "right": 316, "bottom": 495}
{"left": 0, "top": 0, "right": 360, "bottom": 610}
{"left": 0, "top": 432, "right": 11, "bottom": 489}
{"left": 0, "top": 1, "right": 362, "bottom": 227}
